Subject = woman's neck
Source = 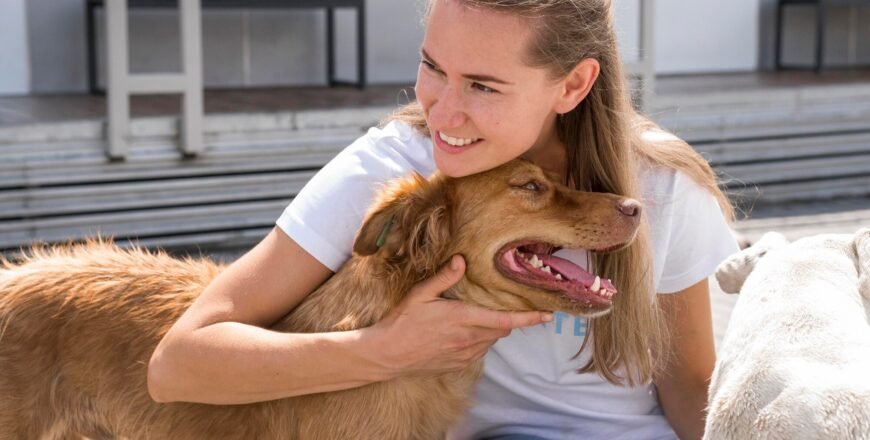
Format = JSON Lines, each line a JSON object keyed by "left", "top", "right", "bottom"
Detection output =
{"left": 521, "top": 138, "right": 568, "bottom": 182}
{"left": 519, "top": 114, "right": 568, "bottom": 180}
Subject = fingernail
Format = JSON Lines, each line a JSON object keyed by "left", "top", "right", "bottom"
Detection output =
{"left": 542, "top": 313, "right": 553, "bottom": 322}
{"left": 450, "top": 255, "right": 461, "bottom": 270}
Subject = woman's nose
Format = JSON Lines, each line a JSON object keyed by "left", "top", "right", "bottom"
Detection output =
{"left": 427, "top": 85, "right": 466, "bottom": 128}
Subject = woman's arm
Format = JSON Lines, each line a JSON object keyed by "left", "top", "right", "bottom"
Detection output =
{"left": 148, "top": 227, "right": 377, "bottom": 404}
{"left": 148, "top": 227, "right": 550, "bottom": 405}
{"left": 654, "top": 278, "right": 717, "bottom": 440}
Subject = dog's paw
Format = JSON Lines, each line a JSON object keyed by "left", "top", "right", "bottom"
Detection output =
{"left": 715, "top": 231, "right": 789, "bottom": 294}
{"left": 853, "top": 228, "right": 870, "bottom": 299}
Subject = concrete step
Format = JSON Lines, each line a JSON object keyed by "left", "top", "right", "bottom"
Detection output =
{"left": 0, "top": 106, "right": 393, "bottom": 146}
{"left": 0, "top": 170, "right": 315, "bottom": 219}
{"left": 0, "top": 199, "right": 288, "bottom": 251}
{"left": 733, "top": 198, "right": 870, "bottom": 243}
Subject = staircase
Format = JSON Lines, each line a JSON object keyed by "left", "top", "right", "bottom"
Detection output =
{"left": 0, "top": 107, "right": 392, "bottom": 256}
{"left": 653, "top": 81, "right": 870, "bottom": 210}
{"left": 2, "top": 80, "right": 870, "bottom": 257}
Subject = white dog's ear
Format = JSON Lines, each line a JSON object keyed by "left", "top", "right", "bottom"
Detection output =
{"left": 715, "top": 231, "right": 789, "bottom": 294}
{"left": 852, "top": 228, "right": 870, "bottom": 299}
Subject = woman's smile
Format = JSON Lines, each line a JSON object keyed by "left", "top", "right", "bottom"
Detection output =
{"left": 433, "top": 130, "right": 483, "bottom": 155}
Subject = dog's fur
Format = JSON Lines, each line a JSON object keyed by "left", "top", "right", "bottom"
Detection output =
{"left": 0, "top": 159, "right": 641, "bottom": 439}
{"left": 706, "top": 229, "right": 870, "bottom": 440}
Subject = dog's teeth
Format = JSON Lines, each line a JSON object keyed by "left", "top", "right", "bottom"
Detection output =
{"left": 529, "top": 255, "right": 542, "bottom": 268}
{"left": 600, "top": 289, "right": 608, "bottom": 297}
{"left": 541, "top": 266, "right": 551, "bottom": 274}
{"left": 555, "top": 274, "right": 563, "bottom": 280}
{"left": 590, "top": 276, "right": 601, "bottom": 292}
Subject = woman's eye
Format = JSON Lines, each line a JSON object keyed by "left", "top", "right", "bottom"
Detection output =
{"left": 420, "top": 60, "right": 497, "bottom": 94}
{"left": 421, "top": 60, "right": 438, "bottom": 72}
{"left": 472, "top": 83, "right": 497, "bottom": 94}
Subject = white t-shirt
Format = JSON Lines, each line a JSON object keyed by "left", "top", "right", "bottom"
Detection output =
{"left": 276, "top": 120, "right": 739, "bottom": 440}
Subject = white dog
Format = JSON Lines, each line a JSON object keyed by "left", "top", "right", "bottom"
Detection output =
{"left": 706, "top": 228, "right": 870, "bottom": 440}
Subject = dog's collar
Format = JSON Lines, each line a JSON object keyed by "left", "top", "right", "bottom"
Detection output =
{"left": 375, "top": 215, "right": 395, "bottom": 248}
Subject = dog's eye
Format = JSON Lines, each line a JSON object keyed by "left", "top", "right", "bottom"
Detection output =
{"left": 519, "top": 181, "right": 543, "bottom": 192}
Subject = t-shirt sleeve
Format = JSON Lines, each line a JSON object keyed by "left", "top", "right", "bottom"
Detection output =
{"left": 275, "top": 124, "right": 428, "bottom": 272}
{"left": 656, "top": 172, "right": 740, "bottom": 294}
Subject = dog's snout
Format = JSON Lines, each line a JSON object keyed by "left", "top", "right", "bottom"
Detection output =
{"left": 617, "top": 199, "right": 642, "bottom": 217}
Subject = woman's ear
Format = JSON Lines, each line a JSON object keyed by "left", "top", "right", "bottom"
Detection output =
{"left": 553, "top": 58, "right": 600, "bottom": 115}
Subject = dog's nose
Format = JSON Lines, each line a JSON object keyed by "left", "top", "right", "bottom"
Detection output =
{"left": 617, "top": 199, "right": 642, "bottom": 217}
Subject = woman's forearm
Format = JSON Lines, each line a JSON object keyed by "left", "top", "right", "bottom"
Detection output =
{"left": 656, "top": 376, "right": 710, "bottom": 440}
{"left": 147, "top": 323, "right": 390, "bottom": 405}
{"left": 655, "top": 280, "right": 717, "bottom": 439}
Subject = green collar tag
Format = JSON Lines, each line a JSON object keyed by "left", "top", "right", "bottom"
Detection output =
{"left": 375, "top": 215, "right": 395, "bottom": 248}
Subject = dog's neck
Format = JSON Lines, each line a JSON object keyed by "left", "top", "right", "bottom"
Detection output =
{"left": 271, "top": 254, "right": 445, "bottom": 334}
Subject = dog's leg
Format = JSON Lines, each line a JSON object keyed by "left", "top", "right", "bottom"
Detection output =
{"left": 854, "top": 228, "right": 870, "bottom": 301}
{"left": 715, "top": 231, "right": 789, "bottom": 294}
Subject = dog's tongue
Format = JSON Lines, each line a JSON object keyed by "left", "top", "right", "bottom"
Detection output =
{"left": 541, "top": 254, "right": 616, "bottom": 291}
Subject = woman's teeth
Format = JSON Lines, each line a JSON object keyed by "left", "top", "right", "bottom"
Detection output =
{"left": 439, "top": 132, "right": 479, "bottom": 147}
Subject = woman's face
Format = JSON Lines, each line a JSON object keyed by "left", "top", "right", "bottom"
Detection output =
{"left": 415, "top": 0, "right": 566, "bottom": 177}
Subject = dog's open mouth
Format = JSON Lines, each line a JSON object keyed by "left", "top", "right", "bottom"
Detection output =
{"left": 495, "top": 241, "right": 619, "bottom": 305}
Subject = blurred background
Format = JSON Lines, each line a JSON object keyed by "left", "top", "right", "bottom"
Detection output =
{"left": 1, "top": 1, "right": 869, "bottom": 341}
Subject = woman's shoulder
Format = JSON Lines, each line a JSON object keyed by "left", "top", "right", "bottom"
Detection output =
{"left": 341, "top": 120, "right": 435, "bottom": 176}
{"left": 363, "top": 119, "right": 430, "bottom": 151}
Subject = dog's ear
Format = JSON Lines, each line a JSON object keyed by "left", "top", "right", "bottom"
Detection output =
{"left": 852, "top": 228, "right": 870, "bottom": 299}
{"left": 715, "top": 231, "right": 789, "bottom": 294}
{"left": 353, "top": 173, "right": 453, "bottom": 273}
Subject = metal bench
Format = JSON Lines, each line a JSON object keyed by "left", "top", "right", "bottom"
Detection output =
{"left": 775, "top": 0, "right": 870, "bottom": 72}
{"left": 86, "top": 0, "right": 365, "bottom": 159}
{"left": 85, "top": 0, "right": 367, "bottom": 93}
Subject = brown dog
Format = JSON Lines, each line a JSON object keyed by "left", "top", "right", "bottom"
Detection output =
{"left": 0, "top": 159, "right": 641, "bottom": 439}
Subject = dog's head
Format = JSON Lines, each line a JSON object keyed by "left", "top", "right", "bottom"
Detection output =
{"left": 716, "top": 228, "right": 870, "bottom": 299}
{"left": 353, "top": 159, "right": 641, "bottom": 317}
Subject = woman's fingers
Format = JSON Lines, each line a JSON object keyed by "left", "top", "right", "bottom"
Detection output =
{"left": 409, "top": 255, "right": 466, "bottom": 300}
{"left": 464, "top": 306, "right": 553, "bottom": 331}
{"left": 372, "top": 255, "right": 555, "bottom": 377}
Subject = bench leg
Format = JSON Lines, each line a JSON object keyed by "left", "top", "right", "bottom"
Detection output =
{"left": 180, "top": 0, "right": 204, "bottom": 156}
{"left": 106, "top": 0, "right": 130, "bottom": 159}
{"left": 815, "top": 3, "right": 825, "bottom": 73}
{"left": 327, "top": 7, "right": 335, "bottom": 87}
{"left": 774, "top": 3, "right": 784, "bottom": 70}
{"left": 357, "top": 2, "right": 366, "bottom": 89}
{"left": 87, "top": 2, "right": 101, "bottom": 95}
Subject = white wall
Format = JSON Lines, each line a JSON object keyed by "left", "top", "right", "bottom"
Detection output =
{"left": 7, "top": 0, "right": 870, "bottom": 95}
{"left": 653, "top": 0, "right": 760, "bottom": 74}
{"left": 0, "top": 0, "right": 30, "bottom": 95}
{"left": 613, "top": 0, "right": 760, "bottom": 74}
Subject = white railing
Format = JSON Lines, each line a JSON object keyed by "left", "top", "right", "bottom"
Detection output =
{"left": 106, "top": 0, "right": 204, "bottom": 159}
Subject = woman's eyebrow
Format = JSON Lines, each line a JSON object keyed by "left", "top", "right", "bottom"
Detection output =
{"left": 420, "top": 48, "right": 514, "bottom": 86}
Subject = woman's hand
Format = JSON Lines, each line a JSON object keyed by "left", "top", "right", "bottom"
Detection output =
{"left": 365, "top": 255, "right": 553, "bottom": 378}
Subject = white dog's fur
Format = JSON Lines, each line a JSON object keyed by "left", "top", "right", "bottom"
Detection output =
{"left": 706, "top": 228, "right": 870, "bottom": 440}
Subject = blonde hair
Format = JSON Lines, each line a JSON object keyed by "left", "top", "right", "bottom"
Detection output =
{"left": 386, "top": 0, "right": 733, "bottom": 386}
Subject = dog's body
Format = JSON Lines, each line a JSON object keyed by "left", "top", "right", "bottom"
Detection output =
{"left": 0, "top": 160, "right": 641, "bottom": 439}
{"left": 706, "top": 229, "right": 870, "bottom": 440}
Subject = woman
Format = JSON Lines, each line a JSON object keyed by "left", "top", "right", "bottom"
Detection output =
{"left": 148, "top": 1, "right": 738, "bottom": 438}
